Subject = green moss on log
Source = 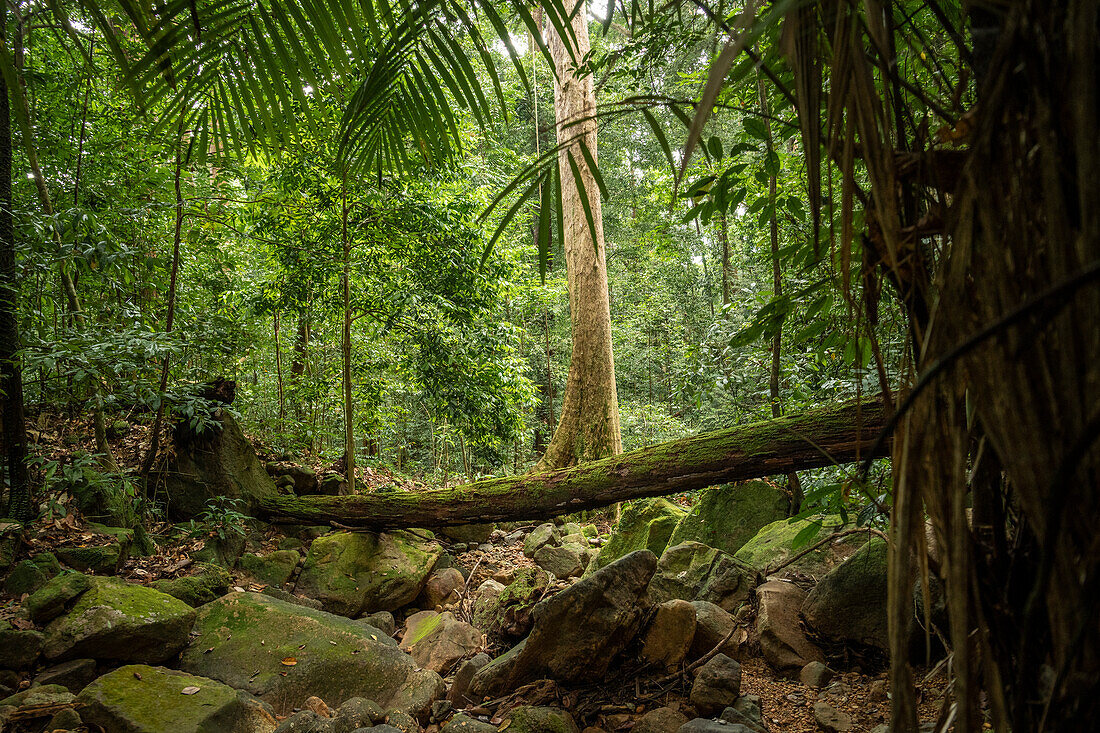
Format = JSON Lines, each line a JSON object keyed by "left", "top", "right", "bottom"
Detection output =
{"left": 259, "top": 398, "right": 888, "bottom": 529}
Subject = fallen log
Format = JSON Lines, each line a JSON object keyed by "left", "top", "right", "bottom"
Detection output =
{"left": 258, "top": 398, "right": 889, "bottom": 529}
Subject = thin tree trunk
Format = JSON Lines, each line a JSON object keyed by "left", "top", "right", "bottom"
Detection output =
{"left": 758, "top": 72, "right": 802, "bottom": 514}
{"left": 140, "top": 128, "right": 185, "bottom": 479}
{"left": 538, "top": 0, "right": 622, "bottom": 469}
{"left": 340, "top": 173, "right": 355, "bottom": 495}
{"left": 718, "top": 211, "right": 732, "bottom": 313}
{"left": 0, "top": 10, "right": 29, "bottom": 520}
{"left": 274, "top": 311, "right": 285, "bottom": 434}
{"left": 260, "top": 398, "right": 888, "bottom": 528}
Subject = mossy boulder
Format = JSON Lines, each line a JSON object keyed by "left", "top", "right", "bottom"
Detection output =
{"left": 801, "top": 538, "right": 889, "bottom": 651}
{"left": 164, "top": 411, "right": 285, "bottom": 520}
{"left": 398, "top": 611, "right": 482, "bottom": 674}
{"left": 647, "top": 542, "right": 755, "bottom": 612}
{"left": 152, "top": 563, "right": 232, "bottom": 607}
{"left": 668, "top": 481, "right": 789, "bottom": 556}
{"left": 25, "top": 572, "right": 93, "bottom": 623}
{"left": 0, "top": 683, "right": 75, "bottom": 708}
{"left": 440, "top": 524, "right": 494, "bottom": 545}
{"left": 56, "top": 542, "right": 123, "bottom": 573}
{"left": 178, "top": 591, "right": 443, "bottom": 717}
{"left": 190, "top": 532, "right": 247, "bottom": 568}
{"left": 240, "top": 550, "right": 299, "bottom": 587}
{"left": 3, "top": 552, "right": 61, "bottom": 596}
{"left": 0, "top": 621, "right": 43, "bottom": 669}
{"left": 522, "top": 524, "right": 560, "bottom": 557}
{"left": 590, "top": 499, "right": 687, "bottom": 572}
{"left": 733, "top": 515, "right": 854, "bottom": 579}
{"left": 295, "top": 531, "right": 442, "bottom": 616}
{"left": 77, "top": 664, "right": 276, "bottom": 733}
{"left": 504, "top": 706, "right": 579, "bottom": 733}
{"left": 42, "top": 577, "right": 196, "bottom": 663}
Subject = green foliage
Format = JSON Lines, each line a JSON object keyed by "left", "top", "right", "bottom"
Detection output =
{"left": 187, "top": 498, "right": 249, "bottom": 543}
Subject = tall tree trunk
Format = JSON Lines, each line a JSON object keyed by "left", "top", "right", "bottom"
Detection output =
{"left": 0, "top": 13, "right": 29, "bottom": 520}
{"left": 340, "top": 174, "right": 355, "bottom": 494}
{"left": 538, "top": 0, "right": 622, "bottom": 470}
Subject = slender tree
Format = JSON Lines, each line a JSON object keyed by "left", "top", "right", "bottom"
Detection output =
{"left": 0, "top": 6, "right": 29, "bottom": 520}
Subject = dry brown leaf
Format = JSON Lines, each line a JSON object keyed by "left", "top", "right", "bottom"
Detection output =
{"left": 281, "top": 657, "right": 297, "bottom": 666}
{"left": 181, "top": 686, "right": 201, "bottom": 695}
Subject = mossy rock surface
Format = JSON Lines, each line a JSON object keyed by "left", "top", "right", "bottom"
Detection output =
{"left": 440, "top": 524, "right": 494, "bottom": 544}
{"left": 77, "top": 664, "right": 276, "bottom": 733}
{"left": 733, "top": 515, "right": 854, "bottom": 578}
{"left": 240, "top": 550, "right": 299, "bottom": 587}
{"left": 668, "top": 481, "right": 789, "bottom": 556}
{"left": 0, "top": 683, "right": 75, "bottom": 708}
{"left": 647, "top": 542, "right": 755, "bottom": 612}
{"left": 164, "top": 411, "right": 285, "bottom": 520}
{"left": 295, "top": 531, "right": 442, "bottom": 616}
{"left": 152, "top": 563, "right": 232, "bottom": 607}
{"left": 504, "top": 706, "right": 579, "bottom": 733}
{"left": 3, "top": 552, "right": 61, "bottom": 596}
{"left": 42, "top": 577, "right": 196, "bottom": 663}
{"left": 56, "top": 542, "right": 123, "bottom": 573}
{"left": 178, "top": 591, "right": 439, "bottom": 716}
{"left": 801, "top": 538, "right": 889, "bottom": 651}
{"left": 0, "top": 627, "right": 43, "bottom": 669}
{"left": 591, "top": 498, "right": 687, "bottom": 572}
{"left": 25, "top": 572, "right": 92, "bottom": 623}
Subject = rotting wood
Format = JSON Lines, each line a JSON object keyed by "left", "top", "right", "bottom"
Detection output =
{"left": 258, "top": 397, "right": 890, "bottom": 529}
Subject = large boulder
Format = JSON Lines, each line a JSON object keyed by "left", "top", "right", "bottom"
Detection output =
{"left": 668, "top": 482, "right": 788, "bottom": 556}
{"left": 733, "top": 515, "right": 858, "bottom": 579}
{"left": 295, "top": 531, "right": 443, "bottom": 616}
{"left": 470, "top": 550, "right": 657, "bottom": 697}
{"left": 179, "top": 592, "right": 442, "bottom": 716}
{"left": 240, "top": 550, "right": 299, "bottom": 588}
{"left": 3, "top": 552, "right": 60, "bottom": 596}
{"left": 647, "top": 542, "right": 755, "bottom": 612}
{"left": 642, "top": 600, "right": 696, "bottom": 670}
{"left": 77, "top": 665, "right": 276, "bottom": 733}
{"left": 399, "top": 611, "right": 482, "bottom": 675}
{"left": 801, "top": 538, "right": 889, "bottom": 651}
{"left": 688, "top": 601, "right": 742, "bottom": 660}
{"left": 24, "top": 572, "right": 92, "bottom": 623}
{"left": 590, "top": 499, "right": 687, "bottom": 572}
{"left": 689, "top": 654, "right": 741, "bottom": 716}
{"left": 755, "top": 580, "right": 824, "bottom": 674}
{"left": 42, "top": 577, "right": 196, "bottom": 664}
{"left": 0, "top": 621, "right": 42, "bottom": 669}
{"left": 164, "top": 411, "right": 285, "bottom": 520}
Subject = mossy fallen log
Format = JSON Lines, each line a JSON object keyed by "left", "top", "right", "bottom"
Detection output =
{"left": 258, "top": 398, "right": 889, "bottom": 529}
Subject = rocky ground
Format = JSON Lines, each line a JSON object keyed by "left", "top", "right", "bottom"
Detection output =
{"left": 0, "top": 412, "right": 953, "bottom": 732}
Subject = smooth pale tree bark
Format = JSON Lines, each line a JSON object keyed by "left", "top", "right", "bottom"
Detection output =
{"left": 259, "top": 398, "right": 887, "bottom": 528}
{"left": 538, "top": 0, "right": 622, "bottom": 469}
